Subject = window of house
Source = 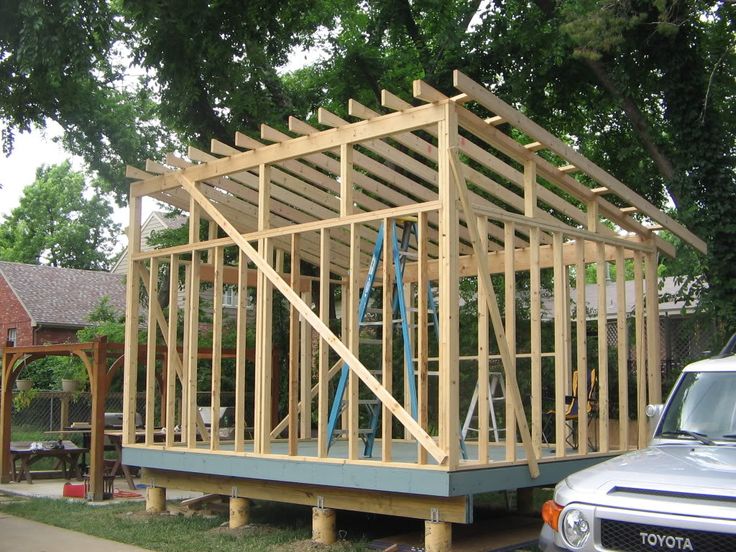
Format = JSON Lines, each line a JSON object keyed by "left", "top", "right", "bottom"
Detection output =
{"left": 223, "top": 286, "right": 237, "bottom": 308}
{"left": 7, "top": 328, "right": 17, "bottom": 347}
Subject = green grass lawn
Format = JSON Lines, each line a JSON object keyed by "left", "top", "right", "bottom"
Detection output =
{"left": 0, "top": 496, "right": 368, "bottom": 551}
{"left": 0, "top": 490, "right": 547, "bottom": 551}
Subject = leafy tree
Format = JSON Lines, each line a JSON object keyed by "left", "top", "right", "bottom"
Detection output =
{"left": 77, "top": 296, "right": 126, "bottom": 344}
{"left": 0, "top": 0, "right": 166, "bottom": 202}
{"left": 0, "top": 162, "right": 120, "bottom": 269}
{"left": 1, "top": 1, "right": 733, "bottom": 333}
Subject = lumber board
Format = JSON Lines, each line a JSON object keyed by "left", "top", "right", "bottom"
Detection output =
{"left": 575, "top": 240, "right": 588, "bottom": 455}
{"left": 133, "top": 101, "right": 446, "bottom": 197}
{"left": 615, "top": 247, "right": 629, "bottom": 450}
{"left": 288, "top": 235, "right": 300, "bottom": 456}
{"left": 634, "top": 251, "right": 646, "bottom": 448}
{"left": 210, "top": 246, "right": 224, "bottom": 451}
{"left": 122, "top": 196, "right": 142, "bottom": 443}
{"left": 448, "top": 148, "right": 539, "bottom": 478}
{"left": 234, "top": 250, "right": 248, "bottom": 453}
{"left": 453, "top": 70, "right": 706, "bottom": 254}
{"left": 552, "top": 232, "right": 566, "bottom": 458}
{"left": 596, "top": 243, "right": 610, "bottom": 453}
{"left": 382, "top": 218, "right": 394, "bottom": 462}
{"left": 646, "top": 250, "right": 662, "bottom": 405}
{"left": 349, "top": 98, "right": 535, "bottom": 248}
{"left": 478, "top": 217, "right": 490, "bottom": 464}
{"left": 145, "top": 258, "right": 159, "bottom": 445}
{"left": 318, "top": 229, "right": 331, "bottom": 458}
{"left": 143, "top": 469, "right": 471, "bottom": 523}
{"left": 165, "top": 255, "right": 179, "bottom": 447}
{"left": 438, "top": 105, "right": 460, "bottom": 469}
{"left": 504, "top": 221, "right": 517, "bottom": 462}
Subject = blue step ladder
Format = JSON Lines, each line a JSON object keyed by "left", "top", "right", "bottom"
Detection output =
{"left": 326, "top": 219, "right": 439, "bottom": 457}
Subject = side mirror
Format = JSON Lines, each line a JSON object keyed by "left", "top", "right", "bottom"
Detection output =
{"left": 646, "top": 404, "right": 664, "bottom": 441}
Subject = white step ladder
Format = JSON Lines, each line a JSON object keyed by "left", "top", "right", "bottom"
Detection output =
{"left": 461, "top": 371, "right": 506, "bottom": 442}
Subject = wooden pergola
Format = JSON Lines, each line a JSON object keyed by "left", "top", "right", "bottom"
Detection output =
{"left": 121, "top": 71, "right": 704, "bottom": 549}
{"left": 1, "top": 338, "right": 120, "bottom": 500}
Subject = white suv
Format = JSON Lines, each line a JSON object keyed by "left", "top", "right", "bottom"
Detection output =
{"left": 539, "top": 346, "right": 736, "bottom": 551}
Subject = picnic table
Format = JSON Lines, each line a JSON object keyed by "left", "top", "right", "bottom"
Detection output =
{"left": 10, "top": 440, "right": 87, "bottom": 483}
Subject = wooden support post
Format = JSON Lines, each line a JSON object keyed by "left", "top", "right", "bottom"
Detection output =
{"left": 0, "top": 350, "right": 10, "bottom": 483}
{"left": 340, "top": 279, "right": 348, "bottom": 435}
{"left": 229, "top": 497, "right": 251, "bottom": 528}
{"left": 403, "top": 281, "right": 413, "bottom": 440}
{"left": 504, "top": 221, "right": 517, "bottom": 461}
{"left": 288, "top": 235, "right": 301, "bottom": 456}
{"left": 417, "top": 212, "right": 429, "bottom": 465}
{"left": 616, "top": 246, "right": 629, "bottom": 450}
{"left": 596, "top": 242, "right": 609, "bottom": 453}
{"left": 448, "top": 150, "right": 539, "bottom": 477}
{"left": 146, "top": 486, "right": 166, "bottom": 513}
{"left": 186, "top": 192, "right": 201, "bottom": 447}
{"left": 382, "top": 218, "right": 394, "bottom": 462}
{"left": 145, "top": 258, "right": 159, "bottom": 445}
{"left": 211, "top": 245, "right": 224, "bottom": 451}
{"left": 317, "top": 229, "right": 331, "bottom": 458}
{"left": 645, "top": 249, "right": 661, "bottom": 404}
{"left": 438, "top": 104, "right": 460, "bottom": 469}
{"left": 312, "top": 507, "right": 337, "bottom": 545}
{"left": 89, "top": 338, "right": 108, "bottom": 501}
{"left": 634, "top": 251, "right": 647, "bottom": 448}
{"left": 347, "top": 222, "right": 361, "bottom": 460}
{"left": 477, "top": 217, "right": 490, "bottom": 464}
{"left": 123, "top": 194, "right": 142, "bottom": 444}
{"left": 255, "top": 163, "right": 273, "bottom": 455}
{"left": 165, "top": 255, "right": 179, "bottom": 447}
{"left": 234, "top": 250, "right": 248, "bottom": 453}
{"left": 553, "top": 232, "right": 566, "bottom": 457}
{"left": 425, "top": 521, "right": 452, "bottom": 552}
{"left": 60, "top": 395, "right": 69, "bottom": 431}
{"left": 181, "top": 264, "right": 191, "bottom": 441}
{"left": 575, "top": 240, "right": 588, "bottom": 454}
{"left": 525, "top": 160, "right": 542, "bottom": 455}
{"left": 299, "top": 290, "right": 312, "bottom": 439}
{"left": 174, "top": 173, "right": 448, "bottom": 464}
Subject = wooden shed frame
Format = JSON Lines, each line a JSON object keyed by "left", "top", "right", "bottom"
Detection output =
{"left": 121, "top": 71, "right": 704, "bottom": 528}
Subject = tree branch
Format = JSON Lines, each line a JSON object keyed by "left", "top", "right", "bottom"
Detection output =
{"left": 584, "top": 58, "right": 678, "bottom": 199}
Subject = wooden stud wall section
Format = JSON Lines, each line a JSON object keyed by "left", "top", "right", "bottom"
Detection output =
{"left": 120, "top": 71, "right": 701, "bottom": 492}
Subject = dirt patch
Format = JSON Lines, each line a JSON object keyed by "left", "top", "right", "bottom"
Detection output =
{"left": 272, "top": 539, "right": 357, "bottom": 552}
{"left": 209, "top": 523, "right": 277, "bottom": 538}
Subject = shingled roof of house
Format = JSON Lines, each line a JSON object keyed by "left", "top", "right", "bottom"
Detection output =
{"left": 0, "top": 261, "right": 126, "bottom": 328}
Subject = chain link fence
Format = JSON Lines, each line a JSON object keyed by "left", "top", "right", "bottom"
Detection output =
{"left": 11, "top": 392, "right": 146, "bottom": 438}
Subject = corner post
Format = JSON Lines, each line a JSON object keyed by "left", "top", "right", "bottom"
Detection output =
{"left": 438, "top": 101, "right": 460, "bottom": 468}
{"left": 123, "top": 193, "right": 142, "bottom": 444}
{"left": 89, "top": 337, "right": 108, "bottom": 501}
{"left": 0, "top": 350, "right": 12, "bottom": 483}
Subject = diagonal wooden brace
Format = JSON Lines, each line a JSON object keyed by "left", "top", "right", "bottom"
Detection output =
{"left": 448, "top": 149, "right": 540, "bottom": 478}
{"left": 139, "top": 264, "right": 211, "bottom": 442}
{"left": 174, "top": 173, "right": 448, "bottom": 465}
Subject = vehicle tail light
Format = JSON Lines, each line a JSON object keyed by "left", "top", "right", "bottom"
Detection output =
{"left": 541, "top": 499, "right": 563, "bottom": 531}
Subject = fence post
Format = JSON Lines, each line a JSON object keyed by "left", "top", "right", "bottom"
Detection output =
{"left": 60, "top": 396, "right": 69, "bottom": 430}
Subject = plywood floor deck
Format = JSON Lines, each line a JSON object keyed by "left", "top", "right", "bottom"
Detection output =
{"left": 124, "top": 437, "right": 616, "bottom": 498}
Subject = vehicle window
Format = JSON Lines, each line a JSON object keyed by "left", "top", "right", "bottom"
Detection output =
{"left": 659, "top": 372, "right": 736, "bottom": 440}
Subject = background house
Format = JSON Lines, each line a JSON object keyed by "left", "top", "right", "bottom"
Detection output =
{"left": 0, "top": 261, "right": 125, "bottom": 348}
{"left": 111, "top": 210, "right": 187, "bottom": 276}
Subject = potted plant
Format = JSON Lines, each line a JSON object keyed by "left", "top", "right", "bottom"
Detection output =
{"left": 53, "top": 357, "right": 87, "bottom": 393}
{"left": 15, "top": 378, "right": 33, "bottom": 391}
{"left": 13, "top": 387, "right": 38, "bottom": 411}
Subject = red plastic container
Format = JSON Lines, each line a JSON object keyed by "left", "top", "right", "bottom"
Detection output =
{"left": 62, "top": 482, "right": 86, "bottom": 498}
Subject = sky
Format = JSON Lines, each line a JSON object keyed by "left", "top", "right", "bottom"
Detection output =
{"left": 0, "top": 122, "right": 157, "bottom": 252}
{"left": 0, "top": 35, "right": 332, "bottom": 254}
